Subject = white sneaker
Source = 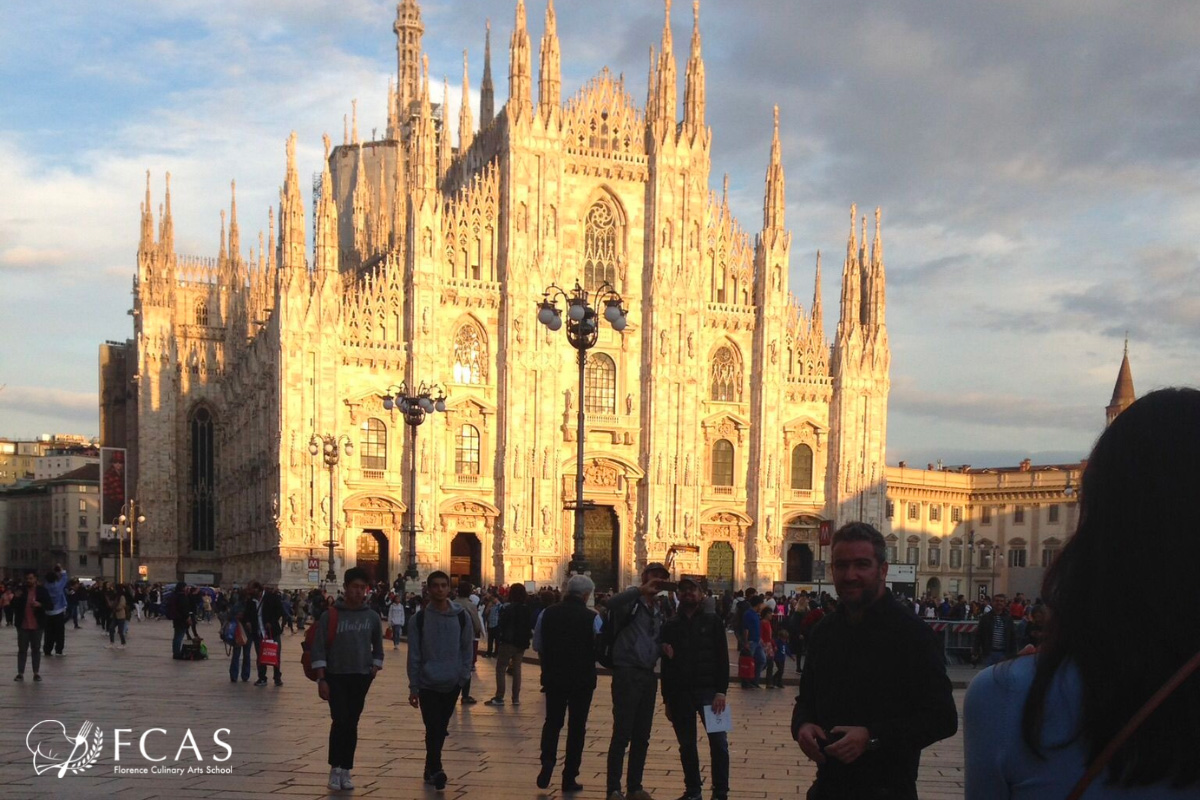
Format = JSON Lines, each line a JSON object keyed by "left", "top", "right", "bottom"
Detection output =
{"left": 340, "top": 770, "right": 354, "bottom": 790}
{"left": 328, "top": 767, "right": 342, "bottom": 790}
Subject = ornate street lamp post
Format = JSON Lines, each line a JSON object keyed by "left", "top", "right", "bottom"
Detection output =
{"left": 383, "top": 381, "right": 447, "bottom": 589}
{"left": 109, "top": 500, "right": 146, "bottom": 584}
{"left": 536, "top": 281, "right": 628, "bottom": 576}
{"left": 309, "top": 433, "right": 354, "bottom": 583}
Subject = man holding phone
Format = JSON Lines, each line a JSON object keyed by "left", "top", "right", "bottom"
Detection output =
{"left": 792, "top": 523, "right": 956, "bottom": 800}
{"left": 605, "top": 562, "right": 668, "bottom": 800}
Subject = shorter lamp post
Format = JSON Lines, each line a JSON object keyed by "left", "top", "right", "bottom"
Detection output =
{"left": 383, "top": 382, "right": 447, "bottom": 589}
{"left": 109, "top": 500, "right": 146, "bottom": 584}
{"left": 309, "top": 433, "right": 354, "bottom": 583}
{"left": 535, "top": 280, "right": 628, "bottom": 576}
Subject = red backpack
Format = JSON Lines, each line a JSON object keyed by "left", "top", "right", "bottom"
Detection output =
{"left": 301, "top": 608, "right": 339, "bottom": 681}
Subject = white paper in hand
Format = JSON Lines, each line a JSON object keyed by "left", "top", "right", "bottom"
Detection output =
{"left": 703, "top": 703, "right": 733, "bottom": 733}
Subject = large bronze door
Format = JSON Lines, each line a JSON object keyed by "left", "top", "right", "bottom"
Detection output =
{"left": 356, "top": 530, "right": 388, "bottom": 586}
{"left": 706, "top": 541, "right": 735, "bottom": 591}
{"left": 583, "top": 506, "right": 619, "bottom": 592}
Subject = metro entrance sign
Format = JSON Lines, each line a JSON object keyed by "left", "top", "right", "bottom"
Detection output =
{"left": 308, "top": 557, "right": 320, "bottom": 571}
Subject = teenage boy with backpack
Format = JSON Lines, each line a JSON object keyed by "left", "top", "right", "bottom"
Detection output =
{"left": 407, "top": 570, "right": 473, "bottom": 791}
{"left": 310, "top": 567, "right": 385, "bottom": 792}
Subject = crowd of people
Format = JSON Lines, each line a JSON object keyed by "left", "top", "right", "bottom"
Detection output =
{"left": 5, "top": 388, "right": 1198, "bottom": 799}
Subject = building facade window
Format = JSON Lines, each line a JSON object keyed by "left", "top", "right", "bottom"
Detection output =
{"left": 455, "top": 424, "right": 481, "bottom": 476}
{"left": 928, "top": 542, "right": 942, "bottom": 567}
{"left": 981, "top": 506, "right": 992, "bottom": 525}
{"left": 360, "top": 418, "right": 387, "bottom": 471}
{"left": 710, "top": 346, "right": 741, "bottom": 402}
{"left": 790, "top": 444, "right": 813, "bottom": 490}
{"left": 583, "top": 199, "right": 619, "bottom": 290}
{"left": 1008, "top": 548, "right": 1027, "bottom": 568}
{"left": 1042, "top": 548, "right": 1060, "bottom": 567}
{"left": 77, "top": 533, "right": 88, "bottom": 550}
{"left": 929, "top": 505, "right": 942, "bottom": 522}
{"left": 908, "top": 503, "right": 920, "bottom": 521}
{"left": 712, "top": 439, "right": 735, "bottom": 486}
{"left": 584, "top": 353, "right": 617, "bottom": 414}
{"left": 78, "top": 554, "right": 87, "bottom": 566}
{"left": 1048, "top": 504, "right": 1060, "bottom": 523}
{"left": 885, "top": 538, "right": 899, "bottom": 564}
{"left": 1014, "top": 506, "right": 1026, "bottom": 524}
{"left": 886, "top": 500, "right": 895, "bottom": 519}
{"left": 452, "top": 323, "right": 488, "bottom": 384}
{"left": 906, "top": 545, "right": 920, "bottom": 565}
{"left": 189, "top": 406, "right": 216, "bottom": 552}
{"left": 949, "top": 545, "right": 963, "bottom": 569}
{"left": 951, "top": 506, "right": 963, "bottom": 523}
{"left": 194, "top": 300, "right": 209, "bottom": 326}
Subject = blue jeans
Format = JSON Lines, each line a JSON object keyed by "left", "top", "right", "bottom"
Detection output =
{"left": 109, "top": 619, "right": 128, "bottom": 645}
{"left": 172, "top": 621, "right": 187, "bottom": 657}
{"left": 229, "top": 643, "right": 252, "bottom": 680}
{"left": 751, "top": 641, "right": 766, "bottom": 680}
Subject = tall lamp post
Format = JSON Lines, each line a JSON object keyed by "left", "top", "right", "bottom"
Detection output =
{"left": 966, "top": 527, "right": 975, "bottom": 605}
{"left": 383, "top": 382, "right": 447, "bottom": 588}
{"left": 536, "top": 281, "right": 628, "bottom": 576}
{"left": 309, "top": 433, "right": 354, "bottom": 583}
{"left": 109, "top": 500, "right": 146, "bottom": 584}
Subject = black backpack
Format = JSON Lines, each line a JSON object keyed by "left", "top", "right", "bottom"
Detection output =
{"left": 595, "top": 601, "right": 640, "bottom": 669}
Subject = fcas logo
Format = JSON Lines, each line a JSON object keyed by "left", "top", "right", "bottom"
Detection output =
{"left": 26, "top": 720, "right": 103, "bottom": 777}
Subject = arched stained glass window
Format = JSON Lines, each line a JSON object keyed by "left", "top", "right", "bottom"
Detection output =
{"left": 712, "top": 439, "right": 735, "bottom": 487}
{"left": 360, "top": 418, "right": 387, "bottom": 471}
{"left": 452, "top": 323, "right": 488, "bottom": 384}
{"left": 791, "top": 444, "right": 814, "bottom": 490}
{"left": 583, "top": 200, "right": 618, "bottom": 290}
{"left": 456, "top": 424, "right": 481, "bottom": 476}
{"left": 194, "top": 300, "right": 209, "bottom": 326}
{"left": 189, "top": 406, "right": 215, "bottom": 552}
{"left": 584, "top": 353, "right": 617, "bottom": 414}
{"left": 710, "top": 346, "right": 741, "bottom": 402}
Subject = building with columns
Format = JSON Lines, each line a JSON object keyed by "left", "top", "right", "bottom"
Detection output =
{"left": 102, "top": 0, "right": 891, "bottom": 590}
{"left": 882, "top": 347, "right": 1136, "bottom": 601}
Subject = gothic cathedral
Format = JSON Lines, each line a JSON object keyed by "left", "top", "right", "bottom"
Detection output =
{"left": 118, "top": 0, "right": 890, "bottom": 591}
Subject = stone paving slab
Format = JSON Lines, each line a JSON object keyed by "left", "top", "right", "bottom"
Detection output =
{"left": 0, "top": 618, "right": 964, "bottom": 799}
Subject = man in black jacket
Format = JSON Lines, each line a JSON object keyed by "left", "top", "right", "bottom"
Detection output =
{"left": 660, "top": 577, "right": 730, "bottom": 800}
{"left": 247, "top": 581, "right": 285, "bottom": 686}
{"left": 533, "top": 574, "right": 598, "bottom": 793}
{"left": 792, "top": 523, "right": 957, "bottom": 800}
{"left": 12, "top": 572, "right": 52, "bottom": 681}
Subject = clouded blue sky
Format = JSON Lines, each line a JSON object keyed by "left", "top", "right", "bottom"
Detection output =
{"left": 1, "top": 0, "right": 1197, "bottom": 466}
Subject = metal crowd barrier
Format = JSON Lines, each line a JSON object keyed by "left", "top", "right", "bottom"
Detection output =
{"left": 925, "top": 619, "right": 979, "bottom": 665}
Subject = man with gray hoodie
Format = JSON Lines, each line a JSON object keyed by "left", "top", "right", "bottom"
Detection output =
{"left": 310, "top": 567, "right": 385, "bottom": 792}
{"left": 407, "top": 570, "right": 473, "bottom": 791}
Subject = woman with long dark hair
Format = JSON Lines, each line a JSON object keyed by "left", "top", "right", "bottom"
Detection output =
{"left": 964, "top": 388, "right": 1200, "bottom": 797}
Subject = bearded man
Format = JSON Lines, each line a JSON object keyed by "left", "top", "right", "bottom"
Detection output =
{"left": 791, "top": 522, "right": 957, "bottom": 800}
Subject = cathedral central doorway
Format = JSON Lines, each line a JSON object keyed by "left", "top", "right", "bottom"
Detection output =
{"left": 786, "top": 543, "right": 814, "bottom": 582}
{"left": 583, "top": 506, "right": 619, "bottom": 593}
{"left": 356, "top": 530, "right": 388, "bottom": 586}
{"left": 706, "top": 541, "right": 734, "bottom": 592}
{"left": 450, "top": 532, "right": 482, "bottom": 588}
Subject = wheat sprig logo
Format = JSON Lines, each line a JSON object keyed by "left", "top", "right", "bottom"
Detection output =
{"left": 26, "top": 720, "right": 103, "bottom": 777}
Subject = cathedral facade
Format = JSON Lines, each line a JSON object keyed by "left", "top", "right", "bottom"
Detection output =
{"left": 113, "top": 0, "right": 890, "bottom": 591}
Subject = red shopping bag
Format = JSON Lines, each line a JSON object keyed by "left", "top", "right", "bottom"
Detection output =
{"left": 738, "top": 651, "right": 755, "bottom": 680}
{"left": 260, "top": 638, "right": 280, "bottom": 667}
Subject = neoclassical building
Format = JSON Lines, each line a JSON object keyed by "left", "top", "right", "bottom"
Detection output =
{"left": 105, "top": 0, "right": 890, "bottom": 590}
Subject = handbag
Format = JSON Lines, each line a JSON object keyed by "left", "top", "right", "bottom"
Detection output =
{"left": 737, "top": 650, "right": 756, "bottom": 680}
{"left": 259, "top": 638, "right": 280, "bottom": 667}
{"left": 233, "top": 622, "right": 248, "bottom": 647}
{"left": 1066, "top": 648, "right": 1200, "bottom": 800}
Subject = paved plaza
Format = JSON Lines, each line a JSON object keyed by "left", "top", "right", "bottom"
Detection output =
{"left": 0, "top": 619, "right": 967, "bottom": 799}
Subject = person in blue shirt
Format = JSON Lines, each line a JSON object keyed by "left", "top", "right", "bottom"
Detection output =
{"left": 41, "top": 565, "right": 69, "bottom": 657}
{"left": 739, "top": 594, "right": 764, "bottom": 688}
{"left": 965, "top": 388, "right": 1200, "bottom": 798}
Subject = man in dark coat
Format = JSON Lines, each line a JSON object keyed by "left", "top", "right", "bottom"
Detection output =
{"left": 246, "top": 581, "right": 285, "bottom": 686}
{"left": 973, "top": 594, "right": 1016, "bottom": 667}
{"left": 660, "top": 576, "right": 730, "bottom": 800}
{"left": 533, "top": 574, "right": 599, "bottom": 793}
{"left": 793, "top": 523, "right": 957, "bottom": 800}
{"left": 12, "top": 572, "right": 52, "bottom": 681}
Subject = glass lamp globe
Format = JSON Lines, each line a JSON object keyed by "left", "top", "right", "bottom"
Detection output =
{"left": 548, "top": 315, "right": 563, "bottom": 331}
{"left": 537, "top": 305, "right": 556, "bottom": 326}
{"left": 568, "top": 301, "right": 586, "bottom": 321}
{"left": 612, "top": 313, "right": 628, "bottom": 332}
{"left": 435, "top": 398, "right": 447, "bottom": 413}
